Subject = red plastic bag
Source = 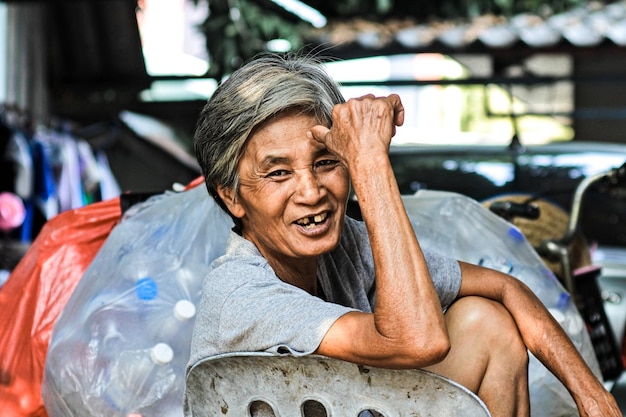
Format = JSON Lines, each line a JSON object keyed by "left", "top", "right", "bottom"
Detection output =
{"left": 0, "top": 197, "right": 122, "bottom": 417}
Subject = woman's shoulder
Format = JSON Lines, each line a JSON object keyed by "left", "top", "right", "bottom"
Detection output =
{"left": 201, "top": 232, "right": 274, "bottom": 292}
{"left": 211, "top": 231, "right": 268, "bottom": 269}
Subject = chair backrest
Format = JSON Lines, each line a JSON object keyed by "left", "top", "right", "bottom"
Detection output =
{"left": 185, "top": 353, "right": 491, "bottom": 417}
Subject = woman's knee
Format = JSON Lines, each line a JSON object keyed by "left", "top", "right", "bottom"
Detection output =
{"left": 447, "top": 296, "right": 528, "bottom": 361}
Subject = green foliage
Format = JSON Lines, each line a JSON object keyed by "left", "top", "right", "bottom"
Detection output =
{"left": 194, "top": 0, "right": 596, "bottom": 80}
{"left": 198, "top": 0, "right": 307, "bottom": 80}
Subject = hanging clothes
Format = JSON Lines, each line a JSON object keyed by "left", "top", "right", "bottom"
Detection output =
{"left": 0, "top": 106, "right": 122, "bottom": 246}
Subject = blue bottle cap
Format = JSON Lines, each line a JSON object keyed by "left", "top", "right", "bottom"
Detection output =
{"left": 508, "top": 227, "right": 525, "bottom": 243}
{"left": 557, "top": 292, "right": 571, "bottom": 310}
{"left": 136, "top": 278, "right": 158, "bottom": 300}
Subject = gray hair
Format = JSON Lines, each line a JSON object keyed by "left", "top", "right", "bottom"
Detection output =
{"left": 194, "top": 52, "right": 345, "bottom": 221}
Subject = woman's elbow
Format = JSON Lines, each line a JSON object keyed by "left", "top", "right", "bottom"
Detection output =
{"left": 399, "top": 333, "right": 451, "bottom": 369}
{"left": 420, "top": 334, "right": 451, "bottom": 366}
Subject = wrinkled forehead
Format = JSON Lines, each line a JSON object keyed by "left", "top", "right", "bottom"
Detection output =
{"left": 242, "top": 111, "right": 326, "bottom": 162}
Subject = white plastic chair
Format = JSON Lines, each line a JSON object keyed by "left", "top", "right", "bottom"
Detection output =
{"left": 185, "top": 353, "right": 491, "bottom": 416}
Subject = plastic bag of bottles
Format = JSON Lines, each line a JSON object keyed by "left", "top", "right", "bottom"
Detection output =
{"left": 43, "top": 184, "right": 598, "bottom": 417}
{"left": 403, "top": 189, "right": 601, "bottom": 417}
{"left": 42, "top": 184, "right": 232, "bottom": 417}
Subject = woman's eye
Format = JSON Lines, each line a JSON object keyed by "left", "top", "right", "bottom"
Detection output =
{"left": 266, "top": 169, "right": 290, "bottom": 178}
{"left": 316, "top": 159, "right": 338, "bottom": 169}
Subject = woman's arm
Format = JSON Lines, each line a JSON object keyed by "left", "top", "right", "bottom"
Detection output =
{"left": 458, "top": 262, "right": 621, "bottom": 417}
{"left": 311, "top": 95, "right": 451, "bottom": 369}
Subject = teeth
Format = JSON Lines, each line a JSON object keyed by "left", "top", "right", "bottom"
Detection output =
{"left": 297, "top": 213, "right": 327, "bottom": 226}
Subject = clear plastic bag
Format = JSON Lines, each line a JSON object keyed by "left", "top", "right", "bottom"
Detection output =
{"left": 43, "top": 185, "right": 232, "bottom": 417}
{"left": 43, "top": 186, "right": 597, "bottom": 417}
{"left": 403, "top": 190, "right": 601, "bottom": 417}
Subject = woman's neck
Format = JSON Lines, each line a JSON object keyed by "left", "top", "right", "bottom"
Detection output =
{"left": 240, "top": 231, "right": 321, "bottom": 295}
{"left": 268, "top": 256, "right": 319, "bottom": 295}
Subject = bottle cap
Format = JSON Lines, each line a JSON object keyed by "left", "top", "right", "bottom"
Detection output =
{"left": 174, "top": 299, "right": 196, "bottom": 321}
{"left": 151, "top": 343, "right": 174, "bottom": 365}
{"left": 507, "top": 227, "right": 525, "bottom": 243}
{"left": 136, "top": 278, "right": 158, "bottom": 301}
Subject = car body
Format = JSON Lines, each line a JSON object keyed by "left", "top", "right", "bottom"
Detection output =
{"left": 389, "top": 142, "right": 626, "bottom": 247}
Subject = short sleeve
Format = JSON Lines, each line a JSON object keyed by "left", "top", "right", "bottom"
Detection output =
{"left": 216, "top": 265, "right": 356, "bottom": 355}
{"left": 188, "top": 259, "right": 356, "bottom": 367}
{"left": 422, "top": 248, "right": 461, "bottom": 309}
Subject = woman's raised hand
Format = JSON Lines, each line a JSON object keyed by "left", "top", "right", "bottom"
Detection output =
{"left": 308, "top": 94, "right": 404, "bottom": 169}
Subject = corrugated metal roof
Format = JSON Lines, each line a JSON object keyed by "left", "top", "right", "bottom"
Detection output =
{"left": 309, "top": 1, "right": 626, "bottom": 55}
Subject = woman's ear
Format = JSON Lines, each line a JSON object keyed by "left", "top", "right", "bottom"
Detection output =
{"left": 216, "top": 185, "right": 245, "bottom": 218}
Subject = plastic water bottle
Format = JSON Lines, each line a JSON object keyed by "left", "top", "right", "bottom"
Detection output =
{"left": 84, "top": 293, "right": 146, "bottom": 355}
{"left": 118, "top": 252, "right": 181, "bottom": 284}
{"left": 510, "top": 263, "right": 571, "bottom": 316}
{"left": 172, "top": 263, "right": 207, "bottom": 300}
{"left": 478, "top": 255, "right": 514, "bottom": 274}
{"left": 104, "top": 343, "right": 177, "bottom": 416}
{"left": 136, "top": 389, "right": 186, "bottom": 417}
{"left": 156, "top": 299, "right": 197, "bottom": 342}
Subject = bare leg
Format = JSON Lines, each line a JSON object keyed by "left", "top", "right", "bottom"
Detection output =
{"left": 425, "top": 296, "right": 530, "bottom": 417}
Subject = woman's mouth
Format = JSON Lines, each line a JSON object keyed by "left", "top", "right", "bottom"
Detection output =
{"left": 295, "top": 212, "right": 328, "bottom": 229}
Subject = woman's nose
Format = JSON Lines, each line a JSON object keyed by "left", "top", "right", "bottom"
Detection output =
{"left": 294, "top": 170, "right": 325, "bottom": 203}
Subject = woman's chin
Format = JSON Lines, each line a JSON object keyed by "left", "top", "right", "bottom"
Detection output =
{"left": 292, "top": 234, "right": 341, "bottom": 258}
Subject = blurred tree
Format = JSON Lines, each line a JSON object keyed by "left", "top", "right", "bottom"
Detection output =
{"left": 196, "top": 0, "right": 309, "bottom": 79}
{"left": 193, "top": 0, "right": 590, "bottom": 80}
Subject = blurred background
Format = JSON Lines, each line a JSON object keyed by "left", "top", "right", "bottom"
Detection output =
{"left": 2, "top": 2, "right": 626, "bottom": 416}
{"left": 2, "top": 1, "right": 626, "bottom": 165}
{"left": 0, "top": 0, "right": 625, "bottom": 255}
{"left": 2, "top": 0, "right": 626, "bottom": 271}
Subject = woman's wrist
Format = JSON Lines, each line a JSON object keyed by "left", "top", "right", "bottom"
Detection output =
{"left": 347, "top": 151, "right": 393, "bottom": 186}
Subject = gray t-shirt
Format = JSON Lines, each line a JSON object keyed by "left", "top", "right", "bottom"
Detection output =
{"left": 187, "top": 216, "right": 461, "bottom": 368}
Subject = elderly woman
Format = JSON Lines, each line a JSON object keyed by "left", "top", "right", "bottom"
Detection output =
{"left": 187, "top": 53, "right": 620, "bottom": 417}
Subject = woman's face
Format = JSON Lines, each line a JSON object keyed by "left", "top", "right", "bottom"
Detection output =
{"left": 221, "top": 109, "right": 350, "bottom": 264}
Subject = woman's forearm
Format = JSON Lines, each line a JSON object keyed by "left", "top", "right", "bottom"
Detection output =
{"left": 350, "top": 153, "right": 449, "bottom": 356}
{"left": 459, "top": 262, "right": 616, "bottom": 415}
{"left": 311, "top": 94, "right": 449, "bottom": 366}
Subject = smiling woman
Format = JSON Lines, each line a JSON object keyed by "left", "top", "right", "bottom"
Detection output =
{"left": 185, "top": 52, "right": 622, "bottom": 417}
